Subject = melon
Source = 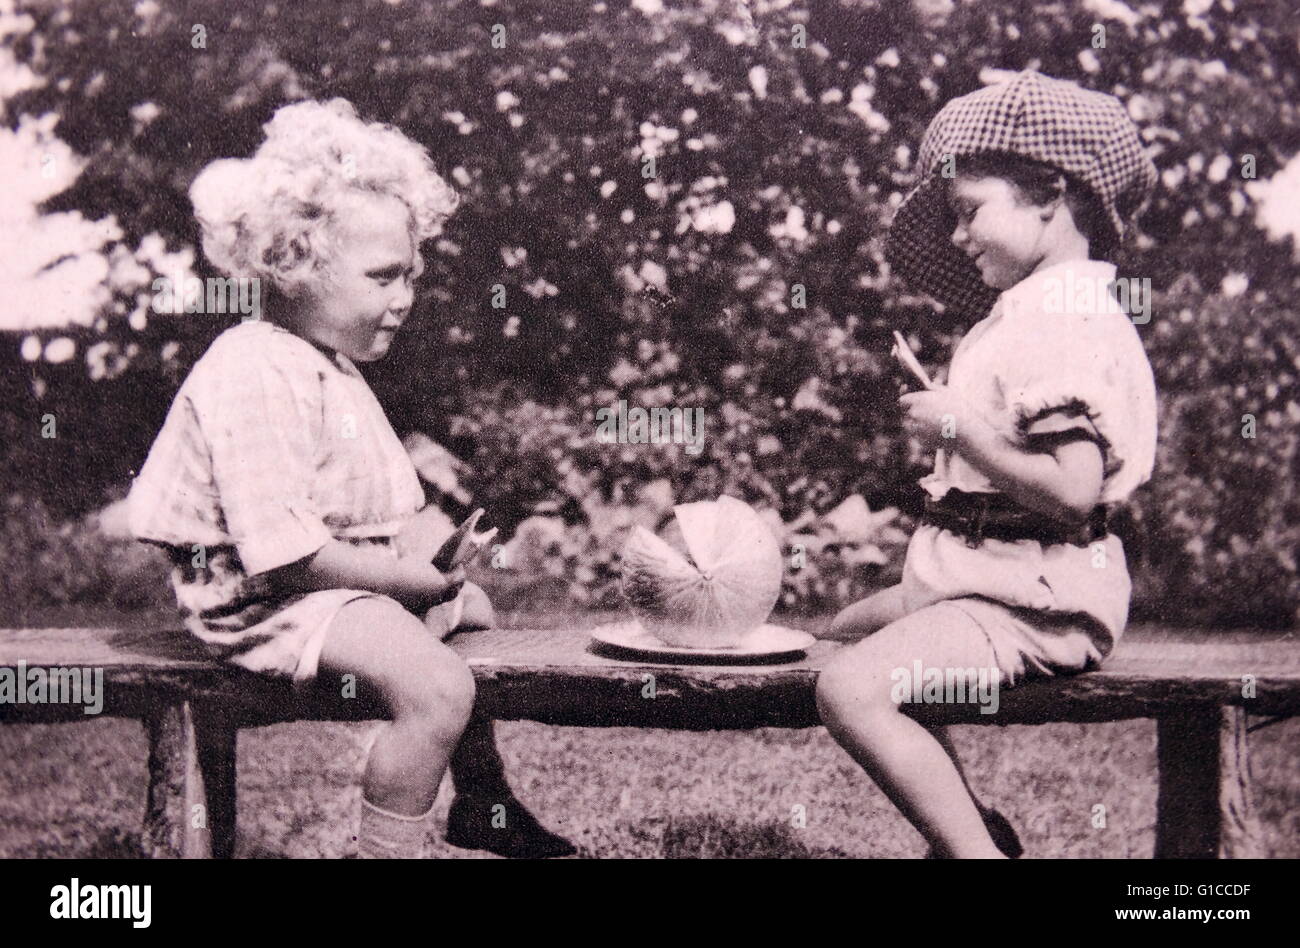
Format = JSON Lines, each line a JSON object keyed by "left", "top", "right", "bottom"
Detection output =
{"left": 620, "top": 495, "right": 784, "bottom": 647}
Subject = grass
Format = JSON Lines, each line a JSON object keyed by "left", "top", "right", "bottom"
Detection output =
{"left": 1, "top": 609, "right": 1297, "bottom": 859}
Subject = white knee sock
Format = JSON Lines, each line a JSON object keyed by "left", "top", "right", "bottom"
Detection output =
{"left": 356, "top": 797, "right": 433, "bottom": 859}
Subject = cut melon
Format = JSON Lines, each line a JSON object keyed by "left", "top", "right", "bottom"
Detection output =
{"left": 620, "top": 495, "right": 783, "bottom": 647}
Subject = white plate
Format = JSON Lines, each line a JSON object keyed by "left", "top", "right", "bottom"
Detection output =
{"left": 589, "top": 620, "right": 816, "bottom": 662}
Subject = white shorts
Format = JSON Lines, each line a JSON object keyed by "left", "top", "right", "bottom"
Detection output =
{"left": 184, "top": 588, "right": 391, "bottom": 687}
{"left": 923, "top": 596, "right": 1110, "bottom": 687}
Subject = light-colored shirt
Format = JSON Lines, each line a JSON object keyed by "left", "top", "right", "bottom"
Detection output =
{"left": 901, "top": 259, "right": 1159, "bottom": 644}
{"left": 921, "top": 259, "right": 1157, "bottom": 504}
{"left": 128, "top": 320, "right": 424, "bottom": 634}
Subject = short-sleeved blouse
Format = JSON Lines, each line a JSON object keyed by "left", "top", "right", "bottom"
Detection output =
{"left": 128, "top": 320, "right": 424, "bottom": 664}
{"left": 900, "top": 259, "right": 1158, "bottom": 646}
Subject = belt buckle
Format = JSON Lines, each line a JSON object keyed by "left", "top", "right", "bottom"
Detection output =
{"left": 1088, "top": 506, "right": 1109, "bottom": 544}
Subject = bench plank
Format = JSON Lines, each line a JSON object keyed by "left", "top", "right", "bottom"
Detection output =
{"left": 2, "top": 626, "right": 1297, "bottom": 728}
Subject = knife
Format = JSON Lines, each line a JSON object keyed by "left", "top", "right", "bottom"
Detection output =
{"left": 431, "top": 508, "right": 499, "bottom": 572}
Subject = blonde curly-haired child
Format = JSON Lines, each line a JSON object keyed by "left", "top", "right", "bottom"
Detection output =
{"left": 130, "top": 99, "right": 572, "bottom": 859}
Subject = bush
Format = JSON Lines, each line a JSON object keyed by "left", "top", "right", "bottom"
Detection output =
{"left": 1131, "top": 278, "right": 1300, "bottom": 626}
{"left": 3, "top": 0, "right": 1298, "bottom": 625}
{"left": 0, "top": 494, "right": 172, "bottom": 616}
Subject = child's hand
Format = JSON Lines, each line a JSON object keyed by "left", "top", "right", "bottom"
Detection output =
{"left": 422, "top": 580, "right": 496, "bottom": 640}
{"left": 899, "top": 386, "right": 970, "bottom": 449}
{"left": 394, "top": 504, "right": 457, "bottom": 561}
{"left": 454, "top": 582, "right": 496, "bottom": 631}
{"left": 396, "top": 553, "right": 465, "bottom": 603}
{"left": 434, "top": 564, "right": 467, "bottom": 595}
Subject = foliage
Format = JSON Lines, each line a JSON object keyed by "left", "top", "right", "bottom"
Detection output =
{"left": 2, "top": 0, "right": 1298, "bottom": 624}
{"left": 0, "top": 493, "right": 171, "bottom": 612}
{"left": 1135, "top": 276, "right": 1300, "bottom": 626}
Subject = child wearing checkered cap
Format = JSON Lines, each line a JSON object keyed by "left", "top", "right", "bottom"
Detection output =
{"left": 128, "top": 99, "right": 573, "bottom": 859}
{"left": 817, "top": 72, "right": 1158, "bottom": 858}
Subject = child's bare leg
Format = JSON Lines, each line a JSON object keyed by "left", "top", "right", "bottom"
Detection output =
{"left": 420, "top": 592, "right": 512, "bottom": 794}
{"left": 825, "top": 583, "right": 908, "bottom": 640}
{"left": 421, "top": 588, "right": 574, "bottom": 856}
{"left": 932, "top": 726, "right": 984, "bottom": 810}
{"left": 815, "top": 604, "right": 1005, "bottom": 858}
{"left": 830, "top": 586, "right": 987, "bottom": 807}
{"left": 319, "top": 597, "right": 475, "bottom": 815}
{"left": 831, "top": 589, "right": 1003, "bottom": 849}
{"left": 830, "top": 587, "right": 990, "bottom": 806}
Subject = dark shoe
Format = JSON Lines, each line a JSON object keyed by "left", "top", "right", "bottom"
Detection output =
{"left": 924, "top": 807, "right": 1023, "bottom": 859}
{"left": 446, "top": 794, "right": 577, "bottom": 859}
{"left": 982, "top": 807, "right": 1024, "bottom": 858}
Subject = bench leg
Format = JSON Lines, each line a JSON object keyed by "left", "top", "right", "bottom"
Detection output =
{"left": 1154, "top": 707, "right": 1261, "bottom": 858}
{"left": 143, "top": 701, "right": 238, "bottom": 859}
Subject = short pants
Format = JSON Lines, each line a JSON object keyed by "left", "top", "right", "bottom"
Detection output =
{"left": 172, "top": 536, "right": 403, "bottom": 688}
{"left": 920, "top": 595, "right": 1112, "bottom": 687}
{"left": 195, "top": 587, "right": 389, "bottom": 686}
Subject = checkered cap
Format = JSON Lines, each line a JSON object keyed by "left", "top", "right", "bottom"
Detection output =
{"left": 885, "top": 71, "right": 1157, "bottom": 319}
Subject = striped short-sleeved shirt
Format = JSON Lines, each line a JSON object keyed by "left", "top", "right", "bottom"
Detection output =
{"left": 128, "top": 320, "right": 424, "bottom": 654}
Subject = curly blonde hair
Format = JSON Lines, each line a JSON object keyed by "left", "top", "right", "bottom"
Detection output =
{"left": 189, "top": 98, "right": 459, "bottom": 297}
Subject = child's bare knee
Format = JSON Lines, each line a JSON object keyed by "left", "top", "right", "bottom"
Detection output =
{"left": 425, "top": 649, "right": 476, "bottom": 721}
{"left": 332, "top": 601, "right": 475, "bottom": 732}
{"left": 816, "top": 646, "right": 901, "bottom": 724}
{"left": 814, "top": 666, "right": 849, "bottom": 723}
{"left": 815, "top": 654, "right": 864, "bottom": 722}
{"left": 391, "top": 649, "right": 474, "bottom": 733}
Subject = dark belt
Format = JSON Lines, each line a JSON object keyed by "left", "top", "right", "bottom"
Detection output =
{"left": 921, "top": 490, "right": 1108, "bottom": 548}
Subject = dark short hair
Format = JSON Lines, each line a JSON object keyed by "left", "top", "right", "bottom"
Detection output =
{"left": 950, "top": 151, "right": 1118, "bottom": 257}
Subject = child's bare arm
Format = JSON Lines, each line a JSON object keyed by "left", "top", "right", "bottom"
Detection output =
{"left": 268, "top": 539, "right": 462, "bottom": 613}
{"left": 952, "top": 416, "right": 1104, "bottom": 522}
{"left": 824, "top": 584, "right": 909, "bottom": 640}
{"left": 393, "top": 504, "right": 453, "bottom": 561}
{"left": 900, "top": 388, "right": 1104, "bottom": 522}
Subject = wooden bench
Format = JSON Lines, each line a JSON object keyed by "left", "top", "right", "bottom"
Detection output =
{"left": 2, "top": 623, "right": 1296, "bottom": 859}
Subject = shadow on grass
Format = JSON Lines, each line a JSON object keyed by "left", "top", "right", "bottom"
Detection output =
{"left": 657, "top": 814, "right": 854, "bottom": 859}
{"left": 79, "top": 827, "right": 296, "bottom": 859}
{"left": 83, "top": 827, "right": 144, "bottom": 859}
{"left": 242, "top": 844, "right": 292, "bottom": 859}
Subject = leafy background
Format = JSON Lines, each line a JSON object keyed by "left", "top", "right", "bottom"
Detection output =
{"left": 1, "top": 0, "right": 1297, "bottom": 626}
